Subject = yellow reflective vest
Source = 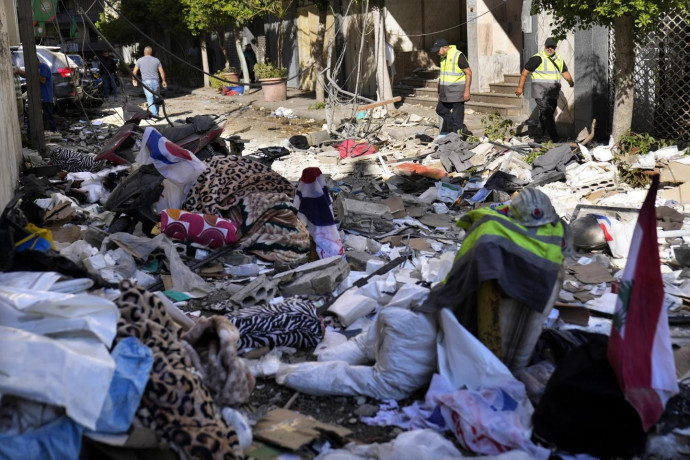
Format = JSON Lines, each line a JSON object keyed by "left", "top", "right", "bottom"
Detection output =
{"left": 530, "top": 50, "right": 565, "bottom": 99}
{"left": 423, "top": 206, "right": 566, "bottom": 314}
{"left": 439, "top": 45, "right": 467, "bottom": 103}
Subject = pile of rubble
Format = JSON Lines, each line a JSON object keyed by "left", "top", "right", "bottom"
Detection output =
{"left": 3, "top": 105, "right": 690, "bottom": 460}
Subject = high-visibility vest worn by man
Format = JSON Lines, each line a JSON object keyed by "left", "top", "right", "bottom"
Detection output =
{"left": 421, "top": 188, "right": 571, "bottom": 370}
{"left": 430, "top": 38, "right": 472, "bottom": 137}
{"left": 439, "top": 45, "right": 467, "bottom": 102}
{"left": 515, "top": 37, "right": 574, "bottom": 142}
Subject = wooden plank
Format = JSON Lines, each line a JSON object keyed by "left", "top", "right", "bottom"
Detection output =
{"left": 355, "top": 96, "right": 402, "bottom": 111}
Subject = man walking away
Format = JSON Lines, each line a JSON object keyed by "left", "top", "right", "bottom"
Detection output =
{"left": 132, "top": 46, "right": 167, "bottom": 117}
{"left": 431, "top": 38, "right": 472, "bottom": 138}
{"left": 99, "top": 50, "right": 118, "bottom": 101}
{"left": 515, "top": 37, "right": 574, "bottom": 142}
{"left": 38, "top": 58, "right": 57, "bottom": 132}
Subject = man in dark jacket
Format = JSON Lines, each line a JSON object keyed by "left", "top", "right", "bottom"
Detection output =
{"left": 99, "top": 50, "right": 118, "bottom": 101}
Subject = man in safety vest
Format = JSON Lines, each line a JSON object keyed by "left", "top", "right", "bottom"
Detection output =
{"left": 431, "top": 38, "right": 472, "bottom": 137}
{"left": 515, "top": 37, "right": 574, "bottom": 142}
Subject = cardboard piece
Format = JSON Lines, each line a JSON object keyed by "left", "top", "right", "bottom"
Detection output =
{"left": 49, "top": 225, "right": 82, "bottom": 243}
{"left": 382, "top": 195, "right": 405, "bottom": 216}
{"left": 253, "top": 409, "right": 352, "bottom": 451}
{"left": 45, "top": 201, "right": 75, "bottom": 226}
{"left": 571, "top": 262, "right": 615, "bottom": 284}
{"left": 660, "top": 161, "right": 690, "bottom": 184}
{"left": 660, "top": 181, "right": 690, "bottom": 204}
{"left": 554, "top": 303, "right": 590, "bottom": 326}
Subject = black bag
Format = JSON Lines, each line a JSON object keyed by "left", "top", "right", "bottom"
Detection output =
{"left": 532, "top": 333, "right": 647, "bottom": 458}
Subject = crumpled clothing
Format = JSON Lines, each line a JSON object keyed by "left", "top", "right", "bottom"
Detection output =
{"left": 293, "top": 167, "right": 344, "bottom": 259}
{"left": 336, "top": 139, "right": 377, "bottom": 159}
{"left": 530, "top": 144, "right": 578, "bottom": 185}
{"left": 181, "top": 316, "right": 255, "bottom": 407}
{"left": 161, "top": 208, "right": 239, "bottom": 248}
{"left": 226, "top": 299, "right": 324, "bottom": 351}
{"left": 484, "top": 171, "right": 529, "bottom": 192}
{"left": 395, "top": 162, "right": 447, "bottom": 179}
{"left": 289, "top": 135, "right": 309, "bottom": 149}
{"left": 114, "top": 280, "right": 243, "bottom": 459}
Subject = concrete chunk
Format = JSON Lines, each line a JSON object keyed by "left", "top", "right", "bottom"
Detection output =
{"left": 277, "top": 256, "right": 350, "bottom": 297}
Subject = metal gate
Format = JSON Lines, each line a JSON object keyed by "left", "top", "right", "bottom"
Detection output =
{"left": 608, "top": 13, "right": 690, "bottom": 140}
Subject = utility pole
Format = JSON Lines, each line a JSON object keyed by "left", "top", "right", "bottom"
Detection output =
{"left": 17, "top": 0, "right": 45, "bottom": 154}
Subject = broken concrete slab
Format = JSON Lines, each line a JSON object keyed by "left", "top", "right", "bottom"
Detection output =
{"left": 207, "top": 275, "right": 278, "bottom": 311}
{"left": 345, "top": 250, "right": 382, "bottom": 272}
{"left": 275, "top": 256, "right": 350, "bottom": 297}
{"left": 335, "top": 196, "right": 395, "bottom": 234}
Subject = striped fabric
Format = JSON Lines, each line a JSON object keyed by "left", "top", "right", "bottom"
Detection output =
{"left": 227, "top": 299, "right": 323, "bottom": 351}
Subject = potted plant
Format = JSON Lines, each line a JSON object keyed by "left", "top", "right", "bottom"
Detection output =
{"left": 222, "top": 66, "right": 240, "bottom": 84}
{"left": 209, "top": 69, "right": 240, "bottom": 92}
{"left": 254, "top": 62, "right": 288, "bottom": 102}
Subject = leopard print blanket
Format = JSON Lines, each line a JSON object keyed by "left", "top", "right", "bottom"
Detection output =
{"left": 114, "top": 281, "right": 243, "bottom": 460}
{"left": 184, "top": 157, "right": 310, "bottom": 262}
{"left": 184, "top": 156, "right": 295, "bottom": 216}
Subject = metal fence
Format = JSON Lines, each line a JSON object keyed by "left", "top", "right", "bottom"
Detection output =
{"left": 609, "top": 13, "right": 690, "bottom": 141}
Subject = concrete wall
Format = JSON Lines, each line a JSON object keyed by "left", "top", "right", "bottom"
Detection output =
{"left": 467, "top": 0, "right": 522, "bottom": 92}
{"left": 264, "top": 4, "right": 300, "bottom": 89}
{"left": 0, "top": 0, "right": 23, "bottom": 209}
{"left": 2, "top": 0, "right": 18, "bottom": 45}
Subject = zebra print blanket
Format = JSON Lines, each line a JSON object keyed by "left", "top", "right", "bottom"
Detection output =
{"left": 50, "top": 147, "right": 106, "bottom": 172}
{"left": 226, "top": 299, "right": 323, "bottom": 351}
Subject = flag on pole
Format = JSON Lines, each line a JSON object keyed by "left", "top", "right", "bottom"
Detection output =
{"left": 608, "top": 174, "right": 678, "bottom": 431}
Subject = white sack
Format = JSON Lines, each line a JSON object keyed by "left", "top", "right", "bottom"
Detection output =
{"left": 277, "top": 285, "right": 437, "bottom": 400}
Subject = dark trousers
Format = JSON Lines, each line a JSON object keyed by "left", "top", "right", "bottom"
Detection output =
{"left": 535, "top": 97, "right": 559, "bottom": 142}
{"left": 103, "top": 74, "right": 117, "bottom": 99}
{"left": 436, "top": 100, "right": 465, "bottom": 135}
{"left": 42, "top": 102, "right": 57, "bottom": 131}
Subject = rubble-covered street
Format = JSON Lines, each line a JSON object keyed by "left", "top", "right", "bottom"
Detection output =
{"left": 4, "top": 78, "right": 690, "bottom": 460}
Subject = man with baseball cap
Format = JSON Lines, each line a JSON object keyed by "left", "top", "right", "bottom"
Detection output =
{"left": 515, "top": 37, "right": 574, "bottom": 142}
{"left": 431, "top": 38, "right": 472, "bottom": 138}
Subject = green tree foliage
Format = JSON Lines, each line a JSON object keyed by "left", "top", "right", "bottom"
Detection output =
{"left": 97, "top": 0, "right": 187, "bottom": 47}
{"left": 530, "top": 0, "right": 688, "bottom": 41}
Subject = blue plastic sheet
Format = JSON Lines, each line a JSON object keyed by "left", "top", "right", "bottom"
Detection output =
{"left": 0, "top": 415, "right": 83, "bottom": 460}
{"left": 93, "top": 337, "right": 153, "bottom": 433}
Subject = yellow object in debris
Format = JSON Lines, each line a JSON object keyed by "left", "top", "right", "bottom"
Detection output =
{"left": 14, "top": 223, "right": 56, "bottom": 251}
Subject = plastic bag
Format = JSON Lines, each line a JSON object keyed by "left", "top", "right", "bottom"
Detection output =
{"left": 0, "top": 327, "right": 116, "bottom": 430}
{"left": 0, "top": 285, "right": 120, "bottom": 346}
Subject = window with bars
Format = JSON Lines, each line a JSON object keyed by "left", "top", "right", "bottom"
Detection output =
{"left": 608, "top": 13, "right": 690, "bottom": 141}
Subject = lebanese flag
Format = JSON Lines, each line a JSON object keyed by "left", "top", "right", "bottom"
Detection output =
{"left": 608, "top": 174, "right": 678, "bottom": 431}
{"left": 136, "top": 127, "right": 206, "bottom": 185}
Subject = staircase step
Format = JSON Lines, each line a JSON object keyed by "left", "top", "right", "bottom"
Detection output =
{"left": 392, "top": 94, "right": 439, "bottom": 108}
{"left": 489, "top": 82, "right": 518, "bottom": 94}
{"left": 504, "top": 74, "right": 521, "bottom": 84}
{"left": 466, "top": 101, "right": 523, "bottom": 116}
{"left": 400, "top": 77, "right": 438, "bottom": 89}
{"left": 393, "top": 92, "right": 524, "bottom": 116}
{"left": 471, "top": 92, "right": 522, "bottom": 107}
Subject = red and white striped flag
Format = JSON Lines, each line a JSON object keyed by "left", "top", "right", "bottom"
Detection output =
{"left": 608, "top": 174, "right": 678, "bottom": 431}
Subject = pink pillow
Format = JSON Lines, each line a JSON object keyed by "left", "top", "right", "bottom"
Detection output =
{"left": 161, "top": 209, "right": 239, "bottom": 248}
